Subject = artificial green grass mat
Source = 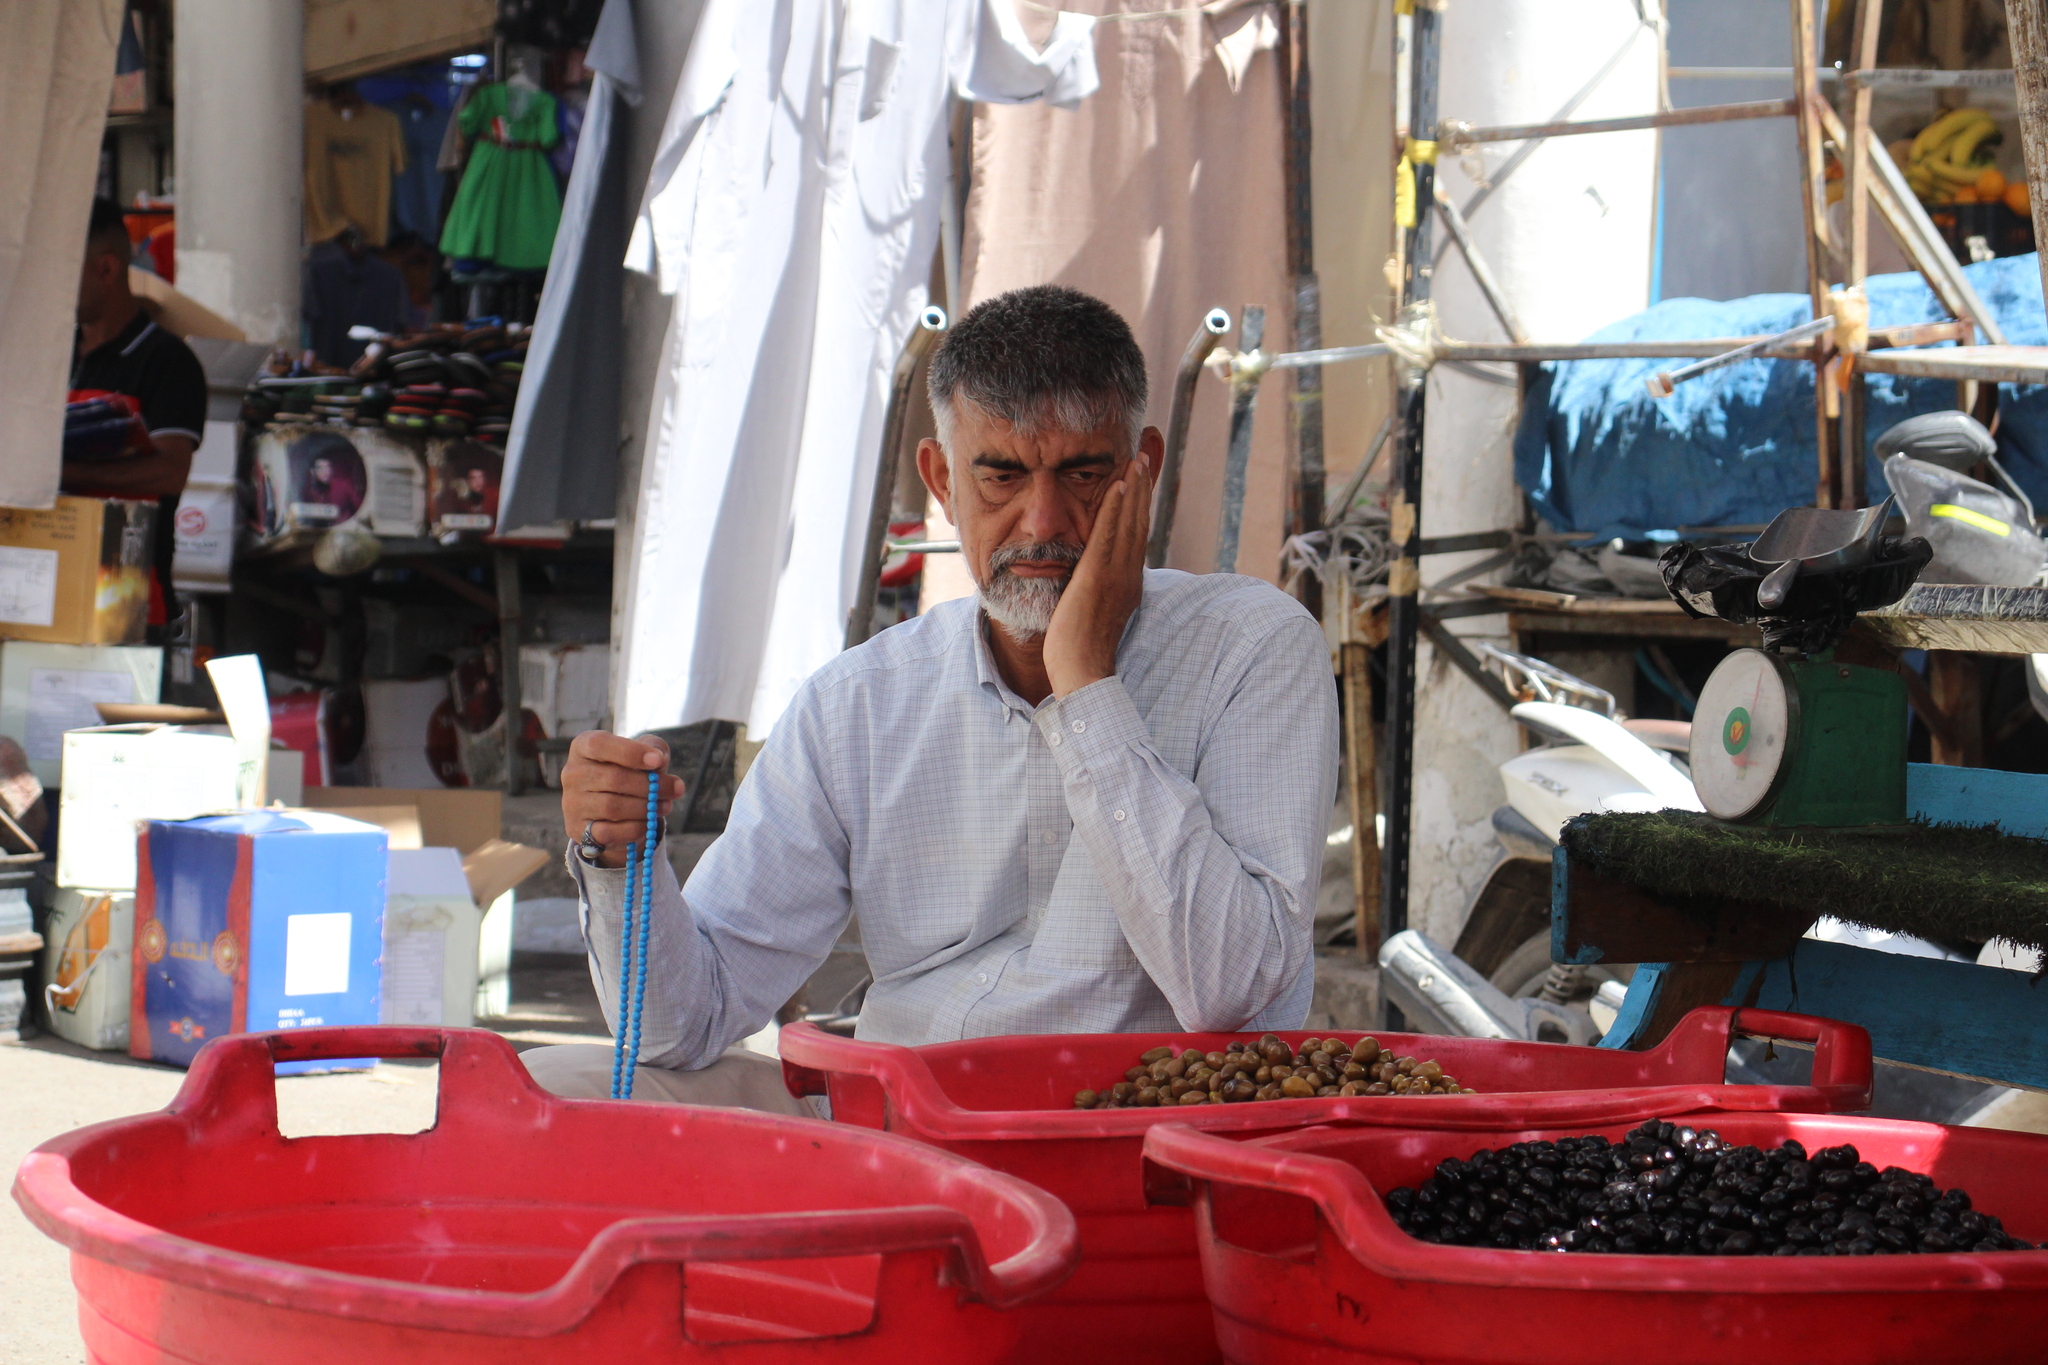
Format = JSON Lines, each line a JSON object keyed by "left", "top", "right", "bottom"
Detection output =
{"left": 1561, "top": 810, "right": 2048, "bottom": 958}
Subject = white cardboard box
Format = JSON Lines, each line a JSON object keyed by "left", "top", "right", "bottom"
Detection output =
{"left": 382, "top": 846, "right": 482, "bottom": 1029}
{"left": 40, "top": 887, "right": 135, "bottom": 1051}
{"left": 0, "top": 641, "right": 163, "bottom": 787}
{"left": 57, "top": 726, "right": 239, "bottom": 889}
{"left": 519, "top": 643, "right": 609, "bottom": 738}
{"left": 362, "top": 677, "right": 449, "bottom": 789}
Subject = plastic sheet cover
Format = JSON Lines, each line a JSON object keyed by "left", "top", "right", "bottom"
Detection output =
{"left": 1515, "top": 254, "right": 2048, "bottom": 540}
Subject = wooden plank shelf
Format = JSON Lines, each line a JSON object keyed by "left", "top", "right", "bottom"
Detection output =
{"left": 1859, "top": 345, "right": 2048, "bottom": 385}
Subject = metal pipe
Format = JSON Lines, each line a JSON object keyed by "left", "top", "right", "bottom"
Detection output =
{"left": 1645, "top": 315, "right": 1836, "bottom": 397}
{"left": 1433, "top": 186, "right": 1527, "bottom": 344}
{"left": 1213, "top": 306, "right": 1266, "bottom": 574}
{"left": 1266, "top": 341, "right": 1390, "bottom": 369}
{"left": 495, "top": 547, "right": 524, "bottom": 796}
{"left": 1150, "top": 308, "right": 1231, "bottom": 569}
{"left": 1382, "top": 0, "right": 1441, "bottom": 990}
{"left": 1442, "top": 98, "right": 1795, "bottom": 148}
{"left": 845, "top": 306, "right": 948, "bottom": 650}
{"left": 1279, "top": 0, "right": 1323, "bottom": 618}
{"left": 1326, "top": 413, "right": 1393, "bottom": 526}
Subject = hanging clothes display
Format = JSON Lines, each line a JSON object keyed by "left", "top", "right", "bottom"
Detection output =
{"left": 499, "top": 0, "right": 639, "bottom": 530}
{"left": 304, "top": 93, "right": 409, "bottom": 247}
{"left": 0, "top": 0, "right": 123, "bottom": 509}
{"left": 385, "top": 94, "right": 453, "bottom": 243}
{"left": 302, "top": 236, "right": 407, "bottom": 367}
{"left": 612, "top": 0, "right": 1099, "bottom": 738}
{"left": 439, "top": 80, "right": 564, "bottom": 271}
{"left": 960, "top": 0, "right": 1296, "bottom": 584}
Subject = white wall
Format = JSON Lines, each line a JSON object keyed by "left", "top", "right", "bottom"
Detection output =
{"left": 172, "top": 0, "right": 302, "bottom": 345}
{"left": 1408, "top": 0, "right": 1660, "bottom": 947}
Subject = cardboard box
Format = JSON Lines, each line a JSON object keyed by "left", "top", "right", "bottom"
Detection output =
{"left": 520, "top": 643, "right": 608, "bottom": 737}
{"left": 58, "top": 726, "right": 239, "bottom": 889}
{"left": 0, "top": 641, "right": 164, "bottom": 786}
{"left": 131, "top": 810, "right": 387, "bottom": 1069}
{"left": 41, "top": 887, "right": 135, "bottom": 1051}
{"left": 301, "top": 785, "right": 549, "bottom": 1021}
{"left": 0, "top": 497, "right": 155, "bottom": 646}
{"left": 382, "top": 847, "right": 482, "bottom": 1028}
{"left": 359, "top": 678, "right": 451, "bottom": 789}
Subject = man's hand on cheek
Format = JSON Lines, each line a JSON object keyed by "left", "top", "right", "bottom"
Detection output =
{"left": 1043, "top": 456, "right": 1151, "bottom": 698}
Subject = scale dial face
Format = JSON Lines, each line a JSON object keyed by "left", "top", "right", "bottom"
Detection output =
{"left": 1690, "top": 648, "right": 1797, "bottom": 821}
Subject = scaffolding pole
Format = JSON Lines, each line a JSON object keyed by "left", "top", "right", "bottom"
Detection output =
{"left": 1380, "top": 0, "right": 1441, "bottom": 1010}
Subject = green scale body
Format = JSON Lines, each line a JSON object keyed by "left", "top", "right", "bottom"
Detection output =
{"left": 1691, "top": 649, "right": 1907, "bottom": 828}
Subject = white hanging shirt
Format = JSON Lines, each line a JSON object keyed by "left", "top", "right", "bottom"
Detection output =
{"left": 617, "top": 0, "right": 1099, "bottom": 738}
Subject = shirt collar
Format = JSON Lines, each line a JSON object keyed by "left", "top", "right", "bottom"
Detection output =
{"left": 968, "top": 604, "right": 1035, "bottom": 719}
{"left": 75, "top": 309, "right": 154, "bottom": 366}
{"left": 963, "top": 571, "right": 1158, "bottom": 720}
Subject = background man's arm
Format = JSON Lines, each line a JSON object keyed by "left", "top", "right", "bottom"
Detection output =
{"left": 62, "top": 434, "right": 194, "bottom": 500}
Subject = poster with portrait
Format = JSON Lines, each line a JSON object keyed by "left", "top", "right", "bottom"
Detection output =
{"left": 430, "top": 439, "right": 502, "bottom": 539}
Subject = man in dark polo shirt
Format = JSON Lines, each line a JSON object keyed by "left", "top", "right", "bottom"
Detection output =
{"left": 64, "top": 198, "right": 208, "bottom": 613}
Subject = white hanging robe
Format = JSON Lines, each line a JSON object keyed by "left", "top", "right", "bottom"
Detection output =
{"left": 615, "top": 0, "right": 1098, "bottom": 737}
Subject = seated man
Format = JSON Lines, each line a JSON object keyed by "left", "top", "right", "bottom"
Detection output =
{"left": 526, "top": 285, "right": 1339, "bottom": 1109}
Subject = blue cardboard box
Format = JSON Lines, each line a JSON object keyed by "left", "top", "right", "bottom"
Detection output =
{"left": 131, "top": 810, "right": 387, "bottom": 1070}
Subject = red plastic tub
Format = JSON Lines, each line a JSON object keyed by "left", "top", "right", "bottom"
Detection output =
{"left": 13, "top": 1027, "right": 1077, "bottom": 1365}
{"left": 1143, "top": 1112, "right": 2048, "bottom": 1364}
{"left": 779, "top": 1007, "right": 1871, "bottom": 1365}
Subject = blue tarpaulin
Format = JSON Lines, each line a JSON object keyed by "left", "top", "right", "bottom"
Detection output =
{"left": 1514, "top": 254, "right": 2048, "bottom": 539}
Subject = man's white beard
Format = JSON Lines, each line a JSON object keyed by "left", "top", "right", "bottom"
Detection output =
{"left": 979, "top": 541, "right": 1082, "bottom": 642}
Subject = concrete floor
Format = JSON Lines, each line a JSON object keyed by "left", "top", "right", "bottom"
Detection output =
{"left": 0, "top": 958, "right": 610, "bottom": 1364}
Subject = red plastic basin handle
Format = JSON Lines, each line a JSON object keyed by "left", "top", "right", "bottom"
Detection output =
{"left": 1727, "top": 1007, "right": 1873, "bottom": 1099}
{"left": 264, "top": 1025, "right": 449, "bottom": 1065}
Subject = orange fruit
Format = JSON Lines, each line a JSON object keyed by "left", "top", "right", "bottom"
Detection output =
{"left": 1952, "top": 187, "right": 1979, "bottom": 204}
{"left": 1976, "top": 167, "right": 2007, "bottom": 199}
{"left": 2008, "top": 181, "right": 2032, "bottom": 215}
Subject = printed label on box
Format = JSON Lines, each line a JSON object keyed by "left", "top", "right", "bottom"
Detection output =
{"left": 283, "top": 912, "right": 352, "bottom": 996}
{"left": 383, "top": 927, "right": 446, "bottom": 1025}
{"left": 0, "top": 546, "right": 59, "bottom": 626}
{"left": 26, "top": 668, "right": 135, "bottom": 761}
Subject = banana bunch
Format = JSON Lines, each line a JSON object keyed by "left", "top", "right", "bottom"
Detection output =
{"left": 1904, "top": 107, "right": 2002, "bottom": 203}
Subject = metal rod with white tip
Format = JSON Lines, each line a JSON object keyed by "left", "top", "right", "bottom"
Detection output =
{"left": 1645, "top": 315, "right": 1835, "bottom": 398}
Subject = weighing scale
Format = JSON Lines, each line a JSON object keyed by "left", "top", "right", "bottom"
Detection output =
{"left": 1670, "top": 498, "right": 1929, "bottom": 830}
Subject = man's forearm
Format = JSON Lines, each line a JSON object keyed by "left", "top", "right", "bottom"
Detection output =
{"left": 1036, "top": 671, "right": 1335, "bottom": 1031}
{"left": 62, "top": 439, "right": 193, "bottom": 500}
{"left": 571, "top": 846, "right": 742, "bottom": 1069}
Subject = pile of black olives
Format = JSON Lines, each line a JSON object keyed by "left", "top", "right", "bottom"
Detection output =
{"left": 1384, "top": 1119, "right": 2034, "bottom": 1256}
{"left": 1073, "top": 1034, "right": 1475, "bottom": 1109}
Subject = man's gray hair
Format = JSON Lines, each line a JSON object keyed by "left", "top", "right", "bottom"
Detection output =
{"left": 928, "top": 285, "right": 1148, "bottom": 454}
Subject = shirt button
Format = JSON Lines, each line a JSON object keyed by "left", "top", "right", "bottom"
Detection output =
{"left": 1042, "top": 831, "right": 1056, "bottom": 843}
{"left": 977, "top": 973, "right": 989, "bottom": 984}
{"left": 1072, "top": 720, "right": 1086, "bottom": 733}
{"left": 1048, "top": 732, "right": 1063, "bottom": 747}
{"left": 1114, "top": 809, "right": 1127, "bottom": 821}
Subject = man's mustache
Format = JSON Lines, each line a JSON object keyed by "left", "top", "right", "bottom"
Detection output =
{"left": 988, "top": 540, "right": 1084, "bottom": 576}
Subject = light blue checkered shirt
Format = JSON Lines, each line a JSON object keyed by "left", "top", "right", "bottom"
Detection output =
{"left": 573, "top": 567, "right": 1341, "bottom": 1069}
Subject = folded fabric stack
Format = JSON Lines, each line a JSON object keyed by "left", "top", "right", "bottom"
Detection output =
{"left": 63, "top": 391, "right": 153, "bottom": 463}
{"left": 242, "top": 318, "right": 529, "bottom": 442}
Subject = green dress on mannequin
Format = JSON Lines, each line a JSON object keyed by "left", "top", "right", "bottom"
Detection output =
{"left": 439, "top": 80, "right": 562, "bottom": 271}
